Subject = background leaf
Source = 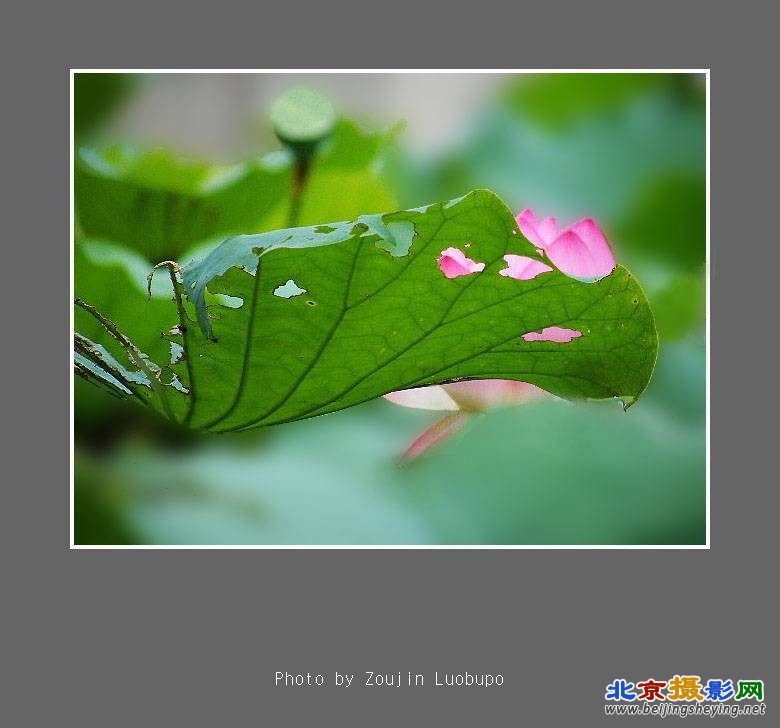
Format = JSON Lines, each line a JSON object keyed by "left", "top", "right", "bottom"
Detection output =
{"left": 75, "top": 120, "right": 398, "bottom": 262}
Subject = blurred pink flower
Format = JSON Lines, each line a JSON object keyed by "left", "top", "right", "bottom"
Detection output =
{"left": 388, "top": 380, "right": 546, "bottom": 462}
{"left": 388, "top": 208, "right": 616, "bottom": 460}
{"left": 386, "top": 380, "right": 545, "bottom": 414}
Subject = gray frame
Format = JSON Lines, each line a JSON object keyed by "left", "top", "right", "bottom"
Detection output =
{"left": 4, "top": 2, "right": 776, "bottom": 724}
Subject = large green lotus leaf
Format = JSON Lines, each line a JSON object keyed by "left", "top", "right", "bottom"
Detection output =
{"left": 74, "top": 119, "right": 398, "bottom": 262}
{"left": 75, "top": 189, "right": 658, "bottom": 432}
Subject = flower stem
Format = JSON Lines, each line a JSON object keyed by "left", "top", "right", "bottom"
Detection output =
{"left": 287, "top": 156, "right": 311, "bottom": 228}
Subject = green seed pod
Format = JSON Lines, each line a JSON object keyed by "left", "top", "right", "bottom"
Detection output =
{"left": 270, "top": 87, "right": 336, "bottom": 159}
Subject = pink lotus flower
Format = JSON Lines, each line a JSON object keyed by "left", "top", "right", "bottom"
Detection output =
{"left": 385, "top": 208, "right": 616, "bottom": 460}
{"left": 387, "top": 380, "right": 546, "bottom": 462}
{"left": 504, "top": 208, "right": 616, "bottom": 282}
{"left": 385, "top": 380, "right": 545, "bottom": 414}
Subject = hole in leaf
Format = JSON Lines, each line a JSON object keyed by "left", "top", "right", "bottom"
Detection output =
{"left": 437, "top": 247, "right": 486, "bottom": 279}
{"left": 273, "top": 279, "right": 307, "bottom": 298}
{"left": 522, "top": 326, "right": 582, "bottom": 343}
{"left": 167, "top": 372, "right": 189, "bottom": 394}
{"left": 315, "top": 225, "right": 336, "bottom": 234}
{"left": 213, "top": 294, "right": 243, "bottom": 309}
{"left": 306, "top": 300, "right": 317, "bottom": 306}
{"left": 169, "top": 341, "right": 184, "bottom": 364}
{"left": 500, "top": 254, "right": 552, "bottom": 281}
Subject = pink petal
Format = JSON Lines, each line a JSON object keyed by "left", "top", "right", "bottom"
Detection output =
{"left": 537, "top": 216, "right": 560, "bottom": 246}
{"left": 522, "top": 326, "right": 582, "bottom": 343}
{"left": 386, "top": 380, "right": 548, "bottom": 414}
{"left": 383, "top": 386, "right": 459, "bottom": 411}
{"left": 401, "top": 412, "right": 470, "bottom": 461}
{"left": 515, "top": 209, "right": 545, "bottom": 248}
{"left": 500, "top": 254, "right": 553, "bottom": 281}
{"left": 546, "top": 219, "right": 616, "bottom": 281}
{"left": 437, "top": 246, "right": 486, "bottom": 279}
{"left": 516, "top": 209, "right": 560, "bottom": 248}
{"left": 443, "top": 379, "right": 547, "bottom": 411}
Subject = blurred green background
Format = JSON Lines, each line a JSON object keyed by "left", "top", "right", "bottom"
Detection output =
{"left": 74, "top": 72, "right": 706, "bottom": 545}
